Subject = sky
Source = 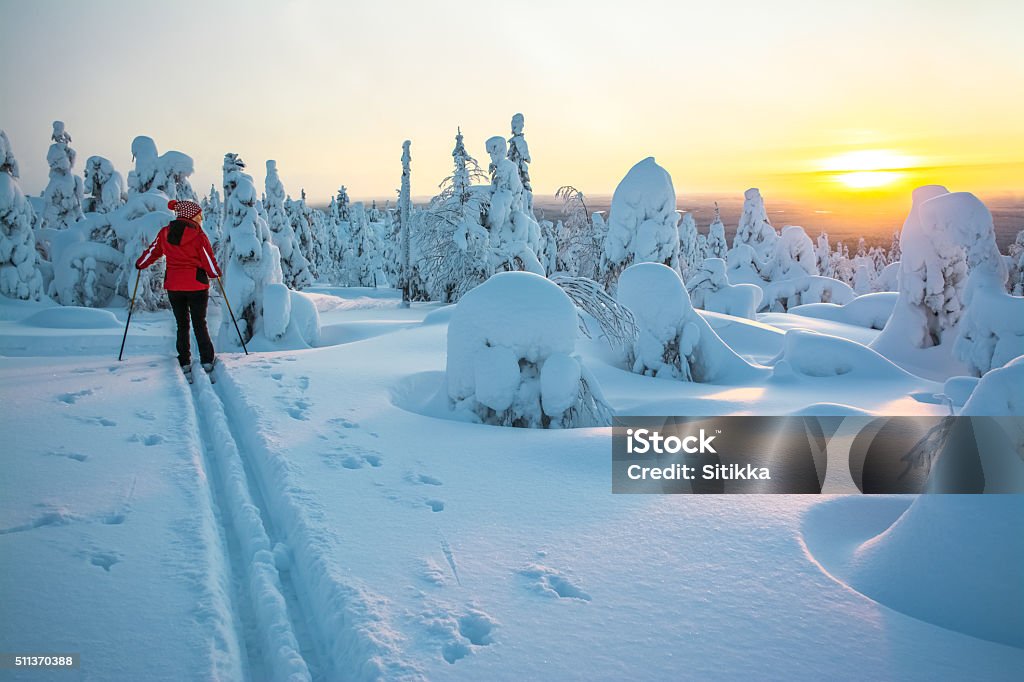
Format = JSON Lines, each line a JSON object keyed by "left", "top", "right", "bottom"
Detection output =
{"left": 1, "top": 0, "right": 1022, "bottom": 215}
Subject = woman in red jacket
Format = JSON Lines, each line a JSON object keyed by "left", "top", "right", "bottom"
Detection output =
{"left": 136, "top": 200, "right": 222, "bottom": 379}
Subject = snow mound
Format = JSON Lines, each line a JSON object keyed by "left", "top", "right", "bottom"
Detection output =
{"left": 803, "top": 495, "right": 1024, "bottom": 651}
{"left": 443, "top": 272, "right": 610, "bottom": 428}
{"left": 759, "top": 275, "right": 855, "bottom": 312}
{"left": 685, "top": 258, "right": 762, "bottom": 320}
{"left": 961, "top": 356, "right": 1024, "bottom": 415}
{"left": 771, "top": 330, "right": 916, "bottom": 380}
{"left": 21, "top": 306, "right": 121, "bottom": 329}
{"left": 788, "top": 403, "right": 874, "bottom": 416}
{"left": 618, "top": 262, "right": 761, "bottom": 383}
{"left": 849, "top": 496, "right": 1024, "bottom": 648}
{"left": 790, "top": 292, "right": 897, "bottom": 330}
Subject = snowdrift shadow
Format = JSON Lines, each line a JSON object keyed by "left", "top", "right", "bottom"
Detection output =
{"left": 801, "top": 496, "right": 1024, "bottom": 649}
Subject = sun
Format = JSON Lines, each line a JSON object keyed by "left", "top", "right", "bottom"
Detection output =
{"left": 819, "top": 150, "right": 917, "bottom": 190}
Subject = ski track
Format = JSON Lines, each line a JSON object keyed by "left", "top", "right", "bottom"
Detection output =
{"left": 188, "top": 369, "right": 313, "bottom": 682}
{"left": 189, "top": 363, "right": 422, "bottom": 681}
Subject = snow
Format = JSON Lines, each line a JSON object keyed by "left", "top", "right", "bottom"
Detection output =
{"left": 618, "top": 262, "right": 762, "bottom": 383}
{"left": 790, "top": 292, "right": 897, "bottom": 330}
{"left": 872, "top": 187, "right": 1014, "bottom": 379}
{"left": 686, "top": 257, "right": 762, "bottom": 319}
{"left": 442, "top": 271, "right": 608, "bottom": 428}
{"left": 3, "top": 282, "right": 1021, "bottom": 680}
{"left": 21, "top": 306, "right": 122, "bottom": 329}
{"left": 601, "top": 157, "right": 680, "bottom": 290}
{"left": 961, "top": 355, "right": 1024, "bottom": 415}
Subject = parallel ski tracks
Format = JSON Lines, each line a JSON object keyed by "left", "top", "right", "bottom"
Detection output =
{"left": 187, "top": 368, "right": 322, "bottom": 682}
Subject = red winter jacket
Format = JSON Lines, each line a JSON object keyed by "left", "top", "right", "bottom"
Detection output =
{"left": 136, "top": 219, "right": 222, "bottom": 291}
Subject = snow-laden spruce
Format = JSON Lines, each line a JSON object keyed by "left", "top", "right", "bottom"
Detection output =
{"left": 617, "top": 262, "right": 759, "bottom": 382}
{"left": 40, "top": 121, "right": 84, "bottom": 231}
{"left": 677, "top": 211, "right": 701, "bottom": 279}
{"left": 1007, "top": 229, "right": 1024, "bottom": 296}
{"left": 341, "top": 202, "right": 388, "bottom": 287}
{"left": 601, "top": 157, "right": 680, "bottom": 292}
{"left": 264, "top": 161, "right": 312, "bottom": 290}
{"left": 732, "top": 188, "right": 777, "bottom": 261}
{"left": 47, "top": 192, "right": 171, "bottom": 310}
{"left": 507, "top": 113, "right": 533, "bottom": 216}
{"left": 706, "top": 203, "right": 728, "bottom": 259}
{"left": 554, "top": 185, "right": 602, "bottom": 279}
{"left": 285, "top": 189, "right": 318, "bottom": 280}
{"left": 443, "top": 272, "right": 611, "bottom": 428}
{"left": 219, "top": 153, "right": 285, "bottom": 346}
{"left": 685, "top": 258, "right": 762, "bottom": 319}
{"left": 201, "top": 185, "right": 224, "bottom": 255}
{"left": 0, "top": 130, "right": 44, "bottom": 300}
{"left": 872, "top": 186, "right": 1022, "bottom": 376}
{"left": 485, "top": 136, "right": 544, "bottom": 276}
{"left": 83, "top": 156, "right": 126, "bottom": 214}
{"left": 128, "top": 136, "right": 197, "bottom": 201}
{"left": 414, "top": 129, "right": 491, "bottom": 302}
{"left": 762, "top": 225, "right": 818, "bottom": 281}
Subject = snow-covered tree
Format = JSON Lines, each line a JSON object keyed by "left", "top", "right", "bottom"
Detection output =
{"left": 285, "top": 189, "right": 318, "bottom": 280}
{"left": 219, "top": 153, "right": 284, "bottom": 346}
{"left": 40, "top": 121, "right": 84, "bottom": 230}
{"left": 706, "top": 202, "right": 728, "bottom": 259}
{"left": 887, "top": 230, "right": 902, "bottom": 265}
{"left": 600, "top": 157, "right": 680, "bottom": 292}
{"left": 732, "top": 188, "right": 777, "bottom": 261}
{"left": 0, "top": 130, "right": 44, "bottom": 300}
{"left": 325, "top": 185, "right": 352, "bottom": 283}
{"left": 815, "top": 232, "right": 832, "bottom": 277}
{"left": 415, "top": 133, "right": 491, "bottom": 302}
{"left": 127, "top": 136, "right": 196, "bottom": 201}
{"left": 484, "top": 135, "right": 544, "bottom": 275}
{"left": 617, "top": 262, "right": 757, "bottom": 382}
{"left": 554, "top": 185, "right": 601, "bottom": 278}
{"left": 762, "top": 225, "right": 818, "bottom": 281}
{"left": 1007, "top": 229, "right": 1024, "bottom": 296}
{"left": 507, "top": 113, "right": 533, "bottom": 216}
{"left": 340, "top": 202, "right": 387, "bottom": 287}
{"left": 677, "top": 211, "right": 701, "bottom": 279}
{"left": 201, "top": 185, "right": 223, "bottom": 254}
{"left": 872, "top": 186, "right": 1019, "bottom": 375}
{"left": 444, "top": 272, "right": 611, "bottom": 428}
{"left": 264, "top": 160, "right": 312, "bottom": 290}
{"left": 83, "top": 156, "right": 126, "bottom": 214}
{"left": 685, "top": 258, "right": 762, "bottom": 319}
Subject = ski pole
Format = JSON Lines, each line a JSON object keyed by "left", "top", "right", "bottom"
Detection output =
{"left": 118, "top": 269, "right": 141, "bottom": 361}
{"left": 216, "top": 277, "right": 248, "bottom": 355}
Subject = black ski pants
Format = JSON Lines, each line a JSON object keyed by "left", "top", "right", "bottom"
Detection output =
{"left": 168, "top": 289, "right": 215, "bottom": 367}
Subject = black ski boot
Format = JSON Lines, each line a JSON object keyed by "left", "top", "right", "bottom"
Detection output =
{"left": 182, "top": 363, "right": 194, "bottom": 384}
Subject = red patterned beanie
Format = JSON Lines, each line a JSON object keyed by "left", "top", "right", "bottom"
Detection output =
{"left": 168, "top": 199, "right": 202, "bottom": 221}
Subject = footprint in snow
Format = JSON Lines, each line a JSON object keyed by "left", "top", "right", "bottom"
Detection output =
{"left": 419, "top": 605, "right": 498, "bottom": 664}
{"left": 425, "top": 499, "right": 445, "bottom": 512}
{"left": 518, "top": 564, "right": 592, "bottom": 602}
{"left": 58, "top": 389, "right": 94, "bottom": 405}
{"left": 89, "top": 550, "right": 121, "bottom": 572}
{"left": 128, "top": 434, "right": 164, "bottom": 446}
{"left": 45, "top": 449, "right": 89, "bottom": 463}
{"left": 407, "top": 473, "right": 443, "bottom": 486}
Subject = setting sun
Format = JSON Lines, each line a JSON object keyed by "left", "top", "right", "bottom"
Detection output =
{"left": 819, "top": 150, "right": 918, "bottom": 191}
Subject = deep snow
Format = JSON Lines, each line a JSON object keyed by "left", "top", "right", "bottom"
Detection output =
{"left": 1, "top": 288, "right": 1021, "bottom": 681}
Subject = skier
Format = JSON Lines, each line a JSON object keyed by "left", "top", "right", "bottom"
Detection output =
{"left": 136, "top": 200, "right": 222, "bottom": 382}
